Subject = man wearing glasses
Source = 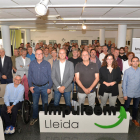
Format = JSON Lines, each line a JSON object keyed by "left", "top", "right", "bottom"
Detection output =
{"left": 28, "top": 49, "right": 53, "bottom": 125}
{"left": 1, "top": 75, "right": 24, "bottom": 134}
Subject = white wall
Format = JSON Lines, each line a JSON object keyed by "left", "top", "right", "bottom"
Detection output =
{"left": 133, "top": 29, "right": 140, "bottom": 38}
{"left": 30, "top": 29, "right": 140, "bottom": 46}
{"left": 31, "top": 30, "right": 118, "bottom": 46}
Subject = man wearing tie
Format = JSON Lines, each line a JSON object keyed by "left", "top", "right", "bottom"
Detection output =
{"left": 0, "top": 48, "right": 13, "bottom": 84}
{"left": 16, "top": 48, "right": 31, "bottom": 100}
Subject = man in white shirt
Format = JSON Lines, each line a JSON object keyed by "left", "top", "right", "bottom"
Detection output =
{"left": 16, "top": 48, "right": 31, "bottom": 100}
{"left": 99, "top": 46, "right": 108, "bottom": 64}
{"left": 51, "top": 49, "right": 74, "bottom": 107}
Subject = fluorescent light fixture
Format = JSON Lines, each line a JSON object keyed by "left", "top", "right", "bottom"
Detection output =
{"left": 35, "top": 0, "right": 49, "bottom": 16}
{"left": 69, "top": 30, "right": 76, "bottom": 32}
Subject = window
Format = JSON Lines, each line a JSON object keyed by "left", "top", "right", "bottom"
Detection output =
{"left": 70, "top": 40, "right": 78, "bottom": 45}
{"left": 81, "top": 40, "right": 89, "bottom": 45}
{"left": 49, "top": 40, "right": 57, "bottom": 46}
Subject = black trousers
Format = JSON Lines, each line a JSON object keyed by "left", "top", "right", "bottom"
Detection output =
{"left": 1, "top": 102, "right": 22, "bottom": 127}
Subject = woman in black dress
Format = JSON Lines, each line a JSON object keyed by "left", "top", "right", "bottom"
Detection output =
{"left": 99, "top": 54, "right": 121, "bottom": 109}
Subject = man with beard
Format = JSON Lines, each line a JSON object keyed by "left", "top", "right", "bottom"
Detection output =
{"left": 90, "top": 49, "right": 101, "bottom": 70}
{"left": 119, "top": 47, "right": 128, "bottom": 61}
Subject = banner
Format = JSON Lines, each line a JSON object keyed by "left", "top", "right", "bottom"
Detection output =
{"left": 132, "top": 38, "right": 140, "bottom": 59}
{"left": 39, "top": 106, "right": 130, "bottom": 133}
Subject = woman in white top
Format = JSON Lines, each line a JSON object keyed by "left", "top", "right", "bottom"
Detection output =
{"left": 122, "top": 52, "right": 135, "bottom": 74}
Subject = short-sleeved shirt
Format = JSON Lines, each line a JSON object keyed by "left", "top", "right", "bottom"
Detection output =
{"left": 68, "top": 57, "right": 82, "bottom": 68}
{"left": 75, "top": 62, "right": 99, "bottom": 93}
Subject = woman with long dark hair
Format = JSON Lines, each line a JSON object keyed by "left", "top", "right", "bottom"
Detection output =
{"left": 99, "top": 54, "right": 121, "bottom": 109}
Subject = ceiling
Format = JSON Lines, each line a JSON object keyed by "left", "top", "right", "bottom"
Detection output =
{"left": 0, "top": 0, "right": 140, "bottom": 31}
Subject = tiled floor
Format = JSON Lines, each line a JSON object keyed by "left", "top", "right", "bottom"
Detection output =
{"left": 4, "top": 105, "right": 140, "bottom": 140}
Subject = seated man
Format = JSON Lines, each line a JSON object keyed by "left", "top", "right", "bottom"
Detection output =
{"left": 1, "top": 75, "right": 24, "bottom": 134}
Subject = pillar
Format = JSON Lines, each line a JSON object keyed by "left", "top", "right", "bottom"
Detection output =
{"left": 25, "top": 29, "right": 31, "bottom": 44}
{"left": 1, "top": 25, "right": 11, "bottom": 56}
{"left": 99, "top": 29, "right": 105, "bottom": 46}
{"left": 117, "top": 24, "right": 127, "bottom": 48}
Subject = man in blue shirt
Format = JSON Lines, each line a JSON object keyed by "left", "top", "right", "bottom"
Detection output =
{"left": 1, "top": 75, "right": 24, "bottom": 134}
{"left": 122, "top": 57, "right": 140, "bottom": 127}
{"left": 28, "top": 48, "right": 53, "bottom": 125}
{"left": 26, "top": 46, "right": 35, "bottom": 61}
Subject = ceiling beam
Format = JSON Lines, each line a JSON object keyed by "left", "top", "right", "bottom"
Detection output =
{"left": 1, "top": 18, "right": 140, "bottom": 22}
{"left": 0, "top": 5, "right": 140, "bottom": 9}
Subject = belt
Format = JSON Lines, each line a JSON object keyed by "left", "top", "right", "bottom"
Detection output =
{"left": 33, "top": 83, "right": 48, "bottom": 87}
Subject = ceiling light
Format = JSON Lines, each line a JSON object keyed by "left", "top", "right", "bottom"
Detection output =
{"left": 35, "top": 0, "right": 49, "bottom": 16}
{"left": 82, "top": 21, "right": 86, "bottom": 30}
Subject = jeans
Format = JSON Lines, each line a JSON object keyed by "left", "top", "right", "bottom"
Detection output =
{"left": 1, "top": 102, "right": 22, "bottom": 127}
{"left": 1, "top": 78, "right": 13, "bottom": 84}
{"left": 124, "top": 97, "right": 140, "bottom": 120}
{"left": 32, "top": 84, "right": 48, "bottom": 119}
{"left": 54, "top": 90, "right": 71, "bottom": 107}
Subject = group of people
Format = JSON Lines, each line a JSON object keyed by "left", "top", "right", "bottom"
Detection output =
{"left": 0, "top": 40, "right": 140, "bottom": 135}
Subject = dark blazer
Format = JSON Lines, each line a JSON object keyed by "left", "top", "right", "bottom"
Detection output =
{"left": 99, "top": 66, "right": 121, "bottom": 96}
{"left": 0, "top": 55, "right": 13, "bottom": 79}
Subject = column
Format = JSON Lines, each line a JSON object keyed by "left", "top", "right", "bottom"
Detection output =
{"left": 130, "top": 29, "right": 134, "bottom": 51}
{"left": 99, "top": 29, "right": 105, "bottom": 46}
{"left": 25, "top": 29, "right": 31, "bottom": 44}
{"left": 117, "top": 24, "right": 127, "bottom": 48}
{"left": 1, "top": 25, "right": 11, "bottom": 56}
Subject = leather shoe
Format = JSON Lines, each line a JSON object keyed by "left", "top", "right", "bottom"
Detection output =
{"left": 132, "top": 120, "right": 140, "bottom": 127}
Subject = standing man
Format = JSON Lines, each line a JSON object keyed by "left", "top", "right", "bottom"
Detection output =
{"left": 114, "top": 49, "right": 123, "bottom": 72}
{"left": 44, "top": 47, "right": 52, "bottom": 61}
{"left": 122, "top": 57, "right": 140, "bottom": 127}
{"left": 0, "top": 48, "right": 13, "bottom": 84}
{"left": 96, "top": 46, "right": 103, "bottom": 58}
{"left": 119, "top": 47, "right": 128, "bottom": 61}
{"left": 26, "top": 46, "right": 35, "bottom": 61}
{"left": 57, "top": 43, "right": 61, "bottom": 52}
{"left": 16, "top": 48, "right": 31, "bottom": 100}
{"left": 99, "top": 46, "right": 108, "bottom": 64}
{"left": 90, "top": 49, "right": 101, "bottom": 70}
{"left": 75, "top": 51, "right": 99, "bottom": 110}
{"left": 1, "top": 75, "right": 24, "bottom": 134}
{"left": 48, "top": 48, "right": 59, "bottom": 68}
{"left": 107, "top": 40, "right": 112, "bottom": 51}
{"left": 68, "top": 48, "right": 82, "bottom": 93}
{"left": 20, "top": 43, "right": 24, "bottom": 48}
{"left": 39, "top": 42, "right": 44, "bottom": 50}
{"left": 124, "top": 46, "right": 129, "bottom": 55}
{"left": 11, "top": 48, "right": 19, "bottom": 73}
{"left": 28, "top": 49, "right": 53, "bottom": 125}
{"left": 51, "top": 49, "right": 74, "bottom": 107}
{"left": 68, "top": 45, "right": 76, "bottom": 59}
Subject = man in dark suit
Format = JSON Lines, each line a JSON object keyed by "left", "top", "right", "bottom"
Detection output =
{"left": 0, "top": 48, "right": 13, "bottom": 84}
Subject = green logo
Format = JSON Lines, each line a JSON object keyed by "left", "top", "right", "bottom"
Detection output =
{"left": 94, "top": 106, "right": 127, "bottom": 129}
